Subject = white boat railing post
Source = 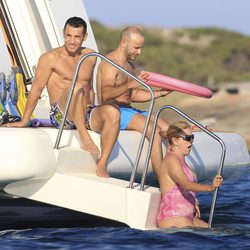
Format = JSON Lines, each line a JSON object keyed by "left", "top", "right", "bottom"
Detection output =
{"left": 54, "top": 52, "right": 155, "bottom": 188}
{"left": 139, "top": 105, "right": 226, "bottom": 228}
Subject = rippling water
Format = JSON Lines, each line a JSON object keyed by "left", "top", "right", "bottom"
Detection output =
{"left": 1, "top": 168, "right": 250, "bottom": 250}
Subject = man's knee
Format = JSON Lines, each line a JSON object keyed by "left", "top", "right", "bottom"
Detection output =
{"left": 103, "top": 105, "right": 120, "bottom": 123}
{"left": 146, "top": 123, "right": 162, "bottom": 137}
{"left": 157, "top": 119, "right": 169, "bottom": 131}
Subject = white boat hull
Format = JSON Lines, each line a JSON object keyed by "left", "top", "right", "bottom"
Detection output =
{"left": 0, "top": 127, "right": 249, "bottom": 229}
{"left": 0, "top": 127, "right": 249, "bottom": 187}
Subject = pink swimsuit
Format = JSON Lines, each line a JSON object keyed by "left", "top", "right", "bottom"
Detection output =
{"left": 157, "top": 157, "right": 196, "bottom": 225}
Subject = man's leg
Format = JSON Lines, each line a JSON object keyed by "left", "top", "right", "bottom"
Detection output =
{"left": 126, "top": 113, "right": 166, "bottom": 179}
{"left": 58, "top": 84, "right": 100, "bottom": 154}
{"left": 151, "top": 116, "right": 169, "bottom": 131}
{"left": 90, "top": 105, "right": 120, "bottom": 177}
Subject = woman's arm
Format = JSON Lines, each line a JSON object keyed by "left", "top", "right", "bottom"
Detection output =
{"left": 167, "top": 155, "right": 223, "bottom": 192}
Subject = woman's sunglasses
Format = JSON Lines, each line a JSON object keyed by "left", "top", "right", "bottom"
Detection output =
{"left": 179, "top": 134, "right": 194, "bottom": 142}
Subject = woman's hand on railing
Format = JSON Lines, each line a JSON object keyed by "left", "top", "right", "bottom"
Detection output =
{"left": 209, "top": 175, "right": 223, "bottom": 191}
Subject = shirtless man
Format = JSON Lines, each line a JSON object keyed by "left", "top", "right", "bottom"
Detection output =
{"left": 97, "top": 26, "right": 171, "bottom": 178}
{"left": 4, "top": 17, "right": 120, "bottom": 177}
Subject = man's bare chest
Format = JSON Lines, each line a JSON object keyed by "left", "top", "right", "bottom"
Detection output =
{"left": 116, "top": 64, "right": 134, "bottom": 85}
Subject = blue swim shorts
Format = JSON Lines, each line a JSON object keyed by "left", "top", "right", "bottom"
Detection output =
{"left": 119, "top": 106, "right": 148, "bottom": 130}
{"left": 50, "top": 102, "right": 96, "bottom": 130}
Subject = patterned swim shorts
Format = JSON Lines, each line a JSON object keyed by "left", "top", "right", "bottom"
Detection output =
{"left": 50, "top": 102, "right": 96, "bottom": 130}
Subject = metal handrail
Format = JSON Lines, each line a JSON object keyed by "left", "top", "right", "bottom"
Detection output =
{"left": 140, "top": 105, "right": 226, "bottom": 228}
{"left": 53, "top": 52, "right": 155, "bottom": 188}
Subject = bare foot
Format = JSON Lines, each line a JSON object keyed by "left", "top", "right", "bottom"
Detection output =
{"left": 80, "top": 140, "right": 100, "bottom": 155}
{"left": 96, "top": 163, "right": 109, "bottom": 178}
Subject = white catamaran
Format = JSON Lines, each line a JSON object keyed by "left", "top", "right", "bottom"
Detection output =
{"left": 0, "top": 0, "right": 249, "bottom": 230}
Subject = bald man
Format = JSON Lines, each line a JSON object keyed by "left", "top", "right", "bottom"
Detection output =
{"left": 97, "top": 26, "right": 171, "bottom": 178}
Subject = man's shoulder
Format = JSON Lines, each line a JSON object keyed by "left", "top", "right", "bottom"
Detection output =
{"left": 106, "top": 50, "right": 116, "bottom": 60}
{"left": 80, "top": 47, "right": 97, "bottom": 65}
{"left": 40, "top": 47, "right": 61, "bottom": 61}
{"left": 100, "top": 50, "right": 120, "bottom": 68}
{"left": 80, "top": 47, "right": 95, "bottom": 55}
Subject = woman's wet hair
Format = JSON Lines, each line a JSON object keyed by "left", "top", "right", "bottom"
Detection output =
{"left": 64, "top": 16, "right": 87, "bottom": 33}
{"left": 160, "top": 121, "right": 191, "bottom": 145}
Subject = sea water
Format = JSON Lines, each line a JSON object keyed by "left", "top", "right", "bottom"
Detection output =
{"left": 0, "top": 167, "right": 249, "bottom": 250}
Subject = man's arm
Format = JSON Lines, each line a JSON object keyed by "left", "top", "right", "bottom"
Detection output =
{"left": 131, "top": 71, "right": 172, "bottom": 102}
{"left": 88, "top": 57, "right": 97, "bottom": 105}
{"left": 79, "top": 49, "right": 96, "bottom": 106}
{"left": 131, "top": 88, "right": 171, "bottom": 102}
{"left": 89, "top": 78, "right": 95, "bottom": 105}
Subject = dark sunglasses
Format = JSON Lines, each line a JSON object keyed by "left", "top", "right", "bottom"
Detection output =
{"left": 179, "top": 134, "right": 194, "bottom": 142}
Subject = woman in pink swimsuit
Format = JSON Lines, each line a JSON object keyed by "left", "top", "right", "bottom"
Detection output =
{"left": 157, "top": 121, "right": 223, "bottom": 228}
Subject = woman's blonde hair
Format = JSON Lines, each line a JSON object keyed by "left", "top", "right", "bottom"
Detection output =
{"left": 160, "top": 121, "right": 191, "bottom": 145}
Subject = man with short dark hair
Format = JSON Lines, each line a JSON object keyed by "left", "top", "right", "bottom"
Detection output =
{"left": 4, "top": 16, "right": 120, "bottom": 177}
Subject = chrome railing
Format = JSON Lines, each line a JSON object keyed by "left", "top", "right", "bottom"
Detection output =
{"left": 140, "top": 105, "right": 226, "bottom": 228}
{"left": 54, "top": 52, "right": 155, "bottom": 188}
